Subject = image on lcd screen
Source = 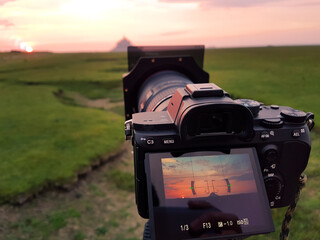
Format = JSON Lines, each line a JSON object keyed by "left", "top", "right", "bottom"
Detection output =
{"left": 161, "top": 154, "right": 257, "bottom": 199}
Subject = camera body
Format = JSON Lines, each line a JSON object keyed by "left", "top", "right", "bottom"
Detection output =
{"left": 126, "top": 83, "right": 313, "bottom": 218}
{"left": 122, "top": 46, "right": 314, "bottom": 219}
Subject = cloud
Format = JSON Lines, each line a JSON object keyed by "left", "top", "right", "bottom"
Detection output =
{"left": 158, "top": 0, "right": 283, "bottom": 8}
{"left": 0, "top": 19, "right": 14, "bottom": 27}
{"left": 0, "top": 0, "right": 15, "bottom": 6}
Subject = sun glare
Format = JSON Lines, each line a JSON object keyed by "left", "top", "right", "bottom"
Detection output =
{"left": 19, "top": 41, "right": 34, "bottom": 53}
{"left": 26, "top": 46, "right": 33, "bottom": 53}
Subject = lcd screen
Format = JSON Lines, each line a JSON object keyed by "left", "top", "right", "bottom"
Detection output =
{"left": 162, "top": 154, "right": 257, "bottom": 199}
{"left": 145, "top": 148, "right": 274, "bottom": 240}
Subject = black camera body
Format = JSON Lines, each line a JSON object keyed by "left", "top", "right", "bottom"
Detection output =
{"left": 123, "top": 46, "right": 314, "bottom": 219}
{"left": 127, "top": 83, "right": 313, "bottom": 218}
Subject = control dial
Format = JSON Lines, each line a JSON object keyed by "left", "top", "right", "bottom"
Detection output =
{"left": 261, "top": 145, "right": 279, "bottom": 166}
{"left": 261, "top": 118, "right": 283, "bottom": 128}
{"left": 235, "top": 99, "right": 261, "bottom": 117}
{"left": 280, "top": 109, "right": 307, "bottom": 123}
{"left": 264, "top": 175, "right": 283, "bottom": 202}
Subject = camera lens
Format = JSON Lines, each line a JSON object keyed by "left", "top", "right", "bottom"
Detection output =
{"left": 138, "top": 70, "right": 192, "bottom": 112}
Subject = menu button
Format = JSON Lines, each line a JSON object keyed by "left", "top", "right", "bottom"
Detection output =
{"left": 162, "top": 138, "right": 175, "bottom": 145}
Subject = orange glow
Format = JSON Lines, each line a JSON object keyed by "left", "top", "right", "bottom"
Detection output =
{"left": 162, "top": 155, "right": 258, "bottom": 199}
{"left": 164, "top": 178, "right": 257, "bottom": 199}
{"left": 0, "top": 0, "right": 319, "bottom": 52}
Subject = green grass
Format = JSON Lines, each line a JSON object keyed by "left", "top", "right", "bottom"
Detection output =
{"left": 0, "top": 52, "right": 126, "bottom": 100}
{"left": 204, "top": 46, "right": 320, "bottom": 118}
{"left": 9, "top": 208, "right": 81, "bottom": 239}
{"left": 105, "top": 169, "right": 135, "bottom": 192}
{"left": 202, "top": 46, "right": 320, "bottom": 240}
{"left": 95, "top": 226, "right": 108, "bottom": 236}
{"left": 0, "top": 83, "right": 124, "bottom": 201}
{"left": 0, "top": 52, "right": 126, "bottom": 202}
{"left": 0, "top": 46, "right": 319, "bottom": 239}
{"left": 73, "top": 231, "right": 86, "bottom": 240}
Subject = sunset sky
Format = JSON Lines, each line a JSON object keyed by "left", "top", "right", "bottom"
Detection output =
{"left": 162, "top": 154, "right": 257, "bottom": 199}
{"left": 1, "top": 0, "right": 320, "bottom": 52}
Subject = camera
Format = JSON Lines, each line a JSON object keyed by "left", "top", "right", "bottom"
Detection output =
{"left": 122, "top": 46, "right": 315, "bottom": 240}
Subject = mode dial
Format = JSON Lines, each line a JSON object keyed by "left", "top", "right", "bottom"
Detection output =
{"left": 280, "top": 109, "right": 307, "bottom": 124}
{"left": 235, "top": 99, "right": 261, "bottom": 117}
{"left": 264, "top": 176, "right": 283, "bottom": 202}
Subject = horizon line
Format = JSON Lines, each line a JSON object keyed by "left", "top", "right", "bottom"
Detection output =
{"left": 1, "top": 44, "right": 319, "bottom": 54}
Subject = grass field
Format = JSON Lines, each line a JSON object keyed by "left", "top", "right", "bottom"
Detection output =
{"left": 0, "top": 52, "right": 127, "bottom": 203}
{"left": 0, "top": 46, "right": 319, "bottom": 239}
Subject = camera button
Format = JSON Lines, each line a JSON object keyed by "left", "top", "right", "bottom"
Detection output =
{"left": 146, "top": 137, "right": 155, "bottom": 145}
{"left": 162, "top": 138, "right": 175, "bottom": 145}
{"left": 260, "top": 131, "right": 270, "bottom": 140}
{"left": 271, "top": 105, "right": 279, "bottom": 110}
{"left": 261, "top": 118, "right": 283, "bottom": 128}
{"left": 292, "top": 130, "right": 301, "bottom": 138}
{"left": 265, "top": 149, "right": 278, "bottom": 163}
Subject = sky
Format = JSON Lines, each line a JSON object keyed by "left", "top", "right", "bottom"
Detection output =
{"left": 162, "top": 154, "right": 257, "bottom": 199}
{"left": 0, "top": 0, "right": 320, "bottom": 52}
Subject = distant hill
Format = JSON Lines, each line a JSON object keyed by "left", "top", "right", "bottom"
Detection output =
{"left": 110, "top": 36, "right": 133, "bottom": 52}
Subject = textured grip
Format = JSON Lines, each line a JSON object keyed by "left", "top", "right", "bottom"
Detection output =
{"left": 143, "top": 221, "right": 151, "bottom": 240}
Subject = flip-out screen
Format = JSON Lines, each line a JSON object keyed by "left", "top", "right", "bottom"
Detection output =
{"left": 145, "top": 148, "right": 274, "bottom": 240}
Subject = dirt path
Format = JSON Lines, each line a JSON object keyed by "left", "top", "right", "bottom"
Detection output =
{"left": 55, "top": 90, "right": 124, "bottom": 111}
{"left": 71, "top": 93, "right": 123, "bottom": 110}
{"left": 0, "top": 142, "right": 147, "bottom": 240}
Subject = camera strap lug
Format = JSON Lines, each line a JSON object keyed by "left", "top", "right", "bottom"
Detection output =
{"left": 305, "top": 112, "right": 315, "bottom": 131}
{"left": 125, "top": 119, "right": 133, "bottom": 140}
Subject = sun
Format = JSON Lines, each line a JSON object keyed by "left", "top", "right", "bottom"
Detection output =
{"left": 26, "top": 46, "right": 33, "bottom": 53}
{"left": 20, "top": 42, "right": 34, "bottom": 53}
